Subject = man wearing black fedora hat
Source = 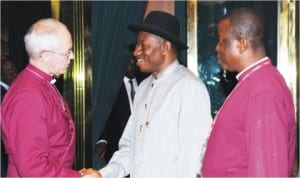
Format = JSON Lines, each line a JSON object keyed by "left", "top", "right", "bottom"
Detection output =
{"left": 97, "top": 11, "right": 212, "bottom": 178}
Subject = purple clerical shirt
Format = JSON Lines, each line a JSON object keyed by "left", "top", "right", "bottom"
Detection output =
{"left": 201, "top": 58, "right": 295, "bottom": 177}
{"left": 1, "top": 64, "right": 80, "bottom": 177}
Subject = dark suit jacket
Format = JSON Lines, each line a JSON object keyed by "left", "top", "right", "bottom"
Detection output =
{"left": 99, "top": 82, "right": 131, "bottom": 162}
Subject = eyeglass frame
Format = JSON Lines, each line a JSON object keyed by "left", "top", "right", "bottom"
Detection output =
{"left": 42, "top": 49, "right": 73, "bottom": 58}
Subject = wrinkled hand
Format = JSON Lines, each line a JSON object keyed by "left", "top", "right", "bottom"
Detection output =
{"left": 95, "top": 142, "right": 107, "bottom": 158}
{"left": 80, "top": 168, "right": 102, "bottom": 178}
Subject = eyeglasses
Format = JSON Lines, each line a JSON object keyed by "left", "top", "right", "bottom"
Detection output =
{"left": 43, "top": 50, "right": 73, "bottom": 58}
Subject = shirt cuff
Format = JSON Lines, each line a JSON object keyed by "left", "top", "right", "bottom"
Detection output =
{"left": 96, "top": 139, "right": 108, "bottom": 144}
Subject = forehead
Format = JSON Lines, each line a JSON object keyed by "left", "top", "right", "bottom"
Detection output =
{"left": 56, "top": 30, "right": 72, "bottom": 48}
{"left": 137, "top": 31, "right": 163, "bottom": 43}
{"left": 218, "top": 19, "right": 231, "bottom": 36}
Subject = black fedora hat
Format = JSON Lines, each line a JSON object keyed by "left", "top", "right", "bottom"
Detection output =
{"left": 128, "top": 11, "right": 188, "bottom": 50}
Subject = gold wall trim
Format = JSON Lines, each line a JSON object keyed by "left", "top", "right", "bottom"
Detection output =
{"left": 278, "top": 0, "right": 298, "bottom": 121}
{"left": 50, "top": 0, "right": 60, "bottom": 20}
{"left": 72, "top": 1, "right": 86, "bottom": 168}
{"left": 187, "top": 0, "right": 199, "bottom": 77}
{"left": 60, "top": 1, "right": 92, "bottom": 168}
{"left": 278, "top": 1, "right": 299, "bottom": 171}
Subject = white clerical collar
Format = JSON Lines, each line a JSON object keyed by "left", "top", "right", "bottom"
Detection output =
{"left": 50, "top": 78, "right": 57, "bottom": 84}
{"left": 236, "top": 56, "right": 269, "bottom": 80}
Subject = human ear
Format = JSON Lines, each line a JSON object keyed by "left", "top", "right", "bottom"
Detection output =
{"left": 238, "top": 37, "right": 248, "bottom": 53}
{"left": 160, "top": 41, "right": 171, "bottom": 55}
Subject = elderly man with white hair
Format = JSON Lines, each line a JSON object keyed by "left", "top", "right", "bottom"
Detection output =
{"left": 1, "top": 18, "right": 100, "bottom": 177}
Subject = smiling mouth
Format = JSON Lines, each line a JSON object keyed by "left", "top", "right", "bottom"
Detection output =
{"left": 137, "top": 58, "right": 144, "bottom": 63}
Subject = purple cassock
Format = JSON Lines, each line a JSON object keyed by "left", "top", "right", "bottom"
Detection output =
{"left": 1, "top": 64, "right": 80, "bottom": 177}
{"left": 202, "top": 58, "right": 296, "bottom": 177}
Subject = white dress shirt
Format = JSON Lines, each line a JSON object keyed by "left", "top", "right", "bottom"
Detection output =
{"left": 0, "top": 81, "right": 9, "bottom": 90}
{"left": 123, "top": 76, "right": 138, "bottom": 112}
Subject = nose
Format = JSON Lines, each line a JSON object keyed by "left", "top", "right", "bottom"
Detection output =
{"left": 69, "top": 50, "right": 75, "bottom": 60}
{"left": 215, "top": 42, "right": 220, "bottom": 53}
{"left": 133, "top": 45, "right": 141, "bottom": 59}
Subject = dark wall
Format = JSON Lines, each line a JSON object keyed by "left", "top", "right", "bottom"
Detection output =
{"left": 2, "top": 1, "right": 51, "bottom": 72}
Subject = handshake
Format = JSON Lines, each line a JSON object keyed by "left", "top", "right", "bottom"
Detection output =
{"left": 80, "top": 168, "right": 102, "bottom": 178}
{"left": 78, "top": 140, "right": 107, "bottom": 177}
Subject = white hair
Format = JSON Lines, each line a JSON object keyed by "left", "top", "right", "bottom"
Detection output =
{"left": 24, "top": 18, "right": 68, "bottom": 58}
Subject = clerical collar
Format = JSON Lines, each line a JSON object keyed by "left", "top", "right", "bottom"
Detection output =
{"left": 236, "top": 56, "right": 269, "bottom": 81}
{"left": 50, "top": 78, "right": 57, "bottom": 84}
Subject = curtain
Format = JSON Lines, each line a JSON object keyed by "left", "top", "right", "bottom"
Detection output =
{"left": 91, "top": 1, "right": 147, "bottom": 168}
{"left": 175, "top": 1, "right": 187, "bottom": 66}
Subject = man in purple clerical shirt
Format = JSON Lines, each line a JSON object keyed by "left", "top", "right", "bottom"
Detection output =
{"left": 1, "top": 18, "right": 100, "bottom": 177}
{"left": 201, "top": 8, "right": 296, "bottom": 177}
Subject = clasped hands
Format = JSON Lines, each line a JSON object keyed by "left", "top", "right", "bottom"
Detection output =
{"left": 80, "top": 168, "right": 102, "bottom": 178}
{"left": 79, "top": 141, "right": 106, "bottom": 177}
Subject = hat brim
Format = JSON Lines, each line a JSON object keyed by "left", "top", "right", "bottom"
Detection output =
{"left": 128, "top": 24, "right": 188, "bottom": 50}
